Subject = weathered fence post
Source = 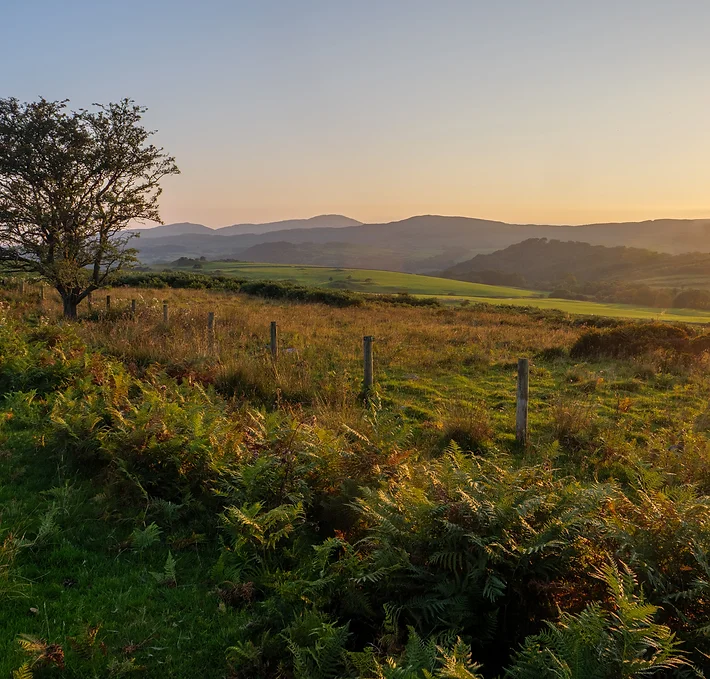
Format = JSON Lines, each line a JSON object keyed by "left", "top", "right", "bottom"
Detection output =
{"left": 39, "top": 285, "right": 45, "bottom": 302}
{"left": 163, "top": 301, "right": 169, "bottom": 323}
{"left": 106, "top": 294, "right": 111, "bottom": 312}
{"left": 270, "top": 321, "right": 278, "bottom": 359}
{"left": 19, "top": 280, "right": 25, "bottom": 295}
{"left": 208, "top": 312, "right": 215, "bottom": 353}
{"left": 131, "top": 299, "right": 136, "bottom": 317}
{"left": 87, "top": 292, "right": 93, "bottom": 312}
{"left": 363, "top": 335, "right": 374, "bottom": 392}
{"left": 516, "top": 358, "right": 529, "bottom": 446}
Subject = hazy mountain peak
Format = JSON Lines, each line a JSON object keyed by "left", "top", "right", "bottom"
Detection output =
{"left": 216, "top": 214, "right": 362, "bottom": 236}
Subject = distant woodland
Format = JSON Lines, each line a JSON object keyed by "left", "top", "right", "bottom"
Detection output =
{"left": 441, "top": 239, "right": 710, "bottom": 310}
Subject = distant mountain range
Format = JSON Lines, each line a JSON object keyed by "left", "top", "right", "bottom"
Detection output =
{"left": 130, "top": 214, "right": 710, "bottom": 273}
{"left": 132, "top": 214, "right": 361, "bottom": 239}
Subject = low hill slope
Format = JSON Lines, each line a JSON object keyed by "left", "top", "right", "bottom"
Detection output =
{"left": 441, "top": 238, "right": 710, "bottom": 289}
{"left": 235, "top": 241, "right": 405, "bottom": 270}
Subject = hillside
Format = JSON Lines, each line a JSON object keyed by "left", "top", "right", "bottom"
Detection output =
{"left": 441, "top": 238, "right": 710, "bottom": 288}
{"left": 170, "top": 261, "right": 538, "bottom": 298}
{"left": 234, "top": 241, "right": 406, "bottom": 270}
{"left": 132, "top": 215, "right": 710, "bottom": 272}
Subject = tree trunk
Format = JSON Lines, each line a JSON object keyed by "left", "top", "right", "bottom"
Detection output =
{"left": 61, "top": 293, "right": 79, "bottom": 320}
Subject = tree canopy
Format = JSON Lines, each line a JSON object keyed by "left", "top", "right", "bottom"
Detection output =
{"left": 0, "top": 97, "right": 179, "bottom": 317}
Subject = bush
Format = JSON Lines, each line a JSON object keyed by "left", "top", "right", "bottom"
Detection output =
{"left": 370, "top": 293, "right": 440, "bottom": 307}
{"left": 673, "top": 288, "right": 710, "bottom": 310}
{"left": 570, "top": 323, "right": 692, "bottom": 359}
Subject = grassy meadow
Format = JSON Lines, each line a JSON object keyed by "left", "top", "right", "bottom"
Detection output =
{"left": 172, "top": 261, "right": 538, "bottom": 298}
{"left": 3, "top": 284, "right": 710, "bottom": 677}
{"left": 168, "top": 260, "right": 710, "bottom": 324}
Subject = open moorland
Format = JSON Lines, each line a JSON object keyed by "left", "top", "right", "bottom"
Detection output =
{"left": 3, "top": 283, "right": 710, "bottom": 677}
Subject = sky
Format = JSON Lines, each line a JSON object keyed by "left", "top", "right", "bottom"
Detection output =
{"left": 3, "top": 0, "right": 710, "bottom": 227}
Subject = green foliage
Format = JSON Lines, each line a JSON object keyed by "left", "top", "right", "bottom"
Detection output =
{"left": 4, "top": 294, "right": 710, "bottom": 677}
{"left": 112, "top": 271, "right": 363, "bottom": 307}
{"left": 0, "top": 97, "right": 179, "bottom": 318}
{"left": 131, "top": 522, "right": 162, "bottom": 550}
{"left": 348, "top": 629, "right": 483, "bottom": 679}
{"left": 506, "top": 563, "right": 689, "bottom": 678}
{"left": 150, "top": 551, "right": 177, "bottom": 586}
{"left": 285, "top": 611, "right": 351, "bottom": 679}
{"left": 47, "top": 364, "right": 244, "bottom": 504}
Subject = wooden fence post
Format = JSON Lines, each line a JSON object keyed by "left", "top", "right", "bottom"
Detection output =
{"left": 19, "top": 280, "right": 25, "bottom": 295}
{"left": 270, "top": 321, "right": 278, "bottom": 359}
{"left": 363, "top": 335, "right": 374, "bottom": 391}
{"left": 106, "top": 294, "right": 111, "bottom": 312}
{"left": 39, "top": 285, "right": 45, "bottom": 302}
{"left": 163, "top": 301, "right": 169, "bottom": 323}
{"left": 208, "top": 312, "right": 215, "bottom": 352}
{"left": 87, "top": 292, "right": 93, "bottom": 312}
{"left": 516, "top": 358, "right": 529, "bottom": 446}
{"left": 131, "top": 299, "right": 136, "bottom": 317}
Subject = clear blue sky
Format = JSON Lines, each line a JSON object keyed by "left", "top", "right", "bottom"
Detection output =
{"left": 4, "top": 0, "right": 710, "bottom": 226}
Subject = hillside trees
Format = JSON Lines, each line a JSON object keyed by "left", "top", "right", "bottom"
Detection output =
{"left": 0, "top": 97, "right": 178, "bottom": 318}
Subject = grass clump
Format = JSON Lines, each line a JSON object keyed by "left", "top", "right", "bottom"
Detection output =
{"left": 437, "top": 403, "right": 493, "bottom": 454}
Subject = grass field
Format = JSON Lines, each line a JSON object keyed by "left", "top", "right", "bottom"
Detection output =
{"left": 426, "top": 293, "right": 710, "bottom": 322}
{"left": 172, "top": 261, "right": 539, "bottom": 298}
{"left": 169, "top": 260, "right": 710, "bottom": 324}
{"left": 4, "top": 286, "right": 710, "bottom": 676}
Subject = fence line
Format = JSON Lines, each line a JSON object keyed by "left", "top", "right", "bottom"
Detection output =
{"left": 28, "top": 289, "right": 534, "bottom": 442}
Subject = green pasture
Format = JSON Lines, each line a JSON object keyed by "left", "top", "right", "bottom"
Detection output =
{"left": 174, "top": 261, "right": 539, "bottom": 298}
{"left": 425, "top": 294, "right": 710, "bottom": 323}
{"left": 171, "top": 260, "right": 710, "bottom": 324}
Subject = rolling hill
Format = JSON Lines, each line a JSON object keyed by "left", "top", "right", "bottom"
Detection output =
{"left": 131, "top": 214, "right": 710, "bottom": 272}
{"left": 440, "top": 238, "right": 710, "bottom": 289}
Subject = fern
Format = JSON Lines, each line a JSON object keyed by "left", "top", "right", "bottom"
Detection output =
{"left": 15, "top": 634, "right": 65, "bottom": 670}
{"left": 284, "top": 611, "right": 350, "bottom": 679}
{"left": 150, "top": 551, "right": 177, "bottom": 586}
{"left": 505, "top": 562, "right": 689, "bottom": 679}
{"left": 363, "top": 629, "right": 483, "bottom": 679}
{"left": 12, "top": 664, "right": 32, "bottom": 679}
{"left": 131, "top": 522, "right": 162, "bottom": 550}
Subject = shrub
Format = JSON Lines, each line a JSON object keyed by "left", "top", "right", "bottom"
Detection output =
{"left": 570, "top": 323, "right": 692, "bottom": 359}
{"left": 370, "top": 293, "right": 440, "bottom": 307}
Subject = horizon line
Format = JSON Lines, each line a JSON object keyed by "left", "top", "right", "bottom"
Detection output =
{"left": 129, "top": 212, "right": 710, "bottom": 231}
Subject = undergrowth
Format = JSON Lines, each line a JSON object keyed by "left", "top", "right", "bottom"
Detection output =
{"left": 1, "top": 294, "right": 710, "bottom": 677}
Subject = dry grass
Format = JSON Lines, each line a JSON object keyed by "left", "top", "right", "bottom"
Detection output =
{"left": 22, "top": 286, "right": 580, "bottom": 407}
{"left": 13, "top": 283, "right": 710, "bottom": 468}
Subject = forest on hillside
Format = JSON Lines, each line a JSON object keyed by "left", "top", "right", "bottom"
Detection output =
{"left": 441, "top": 239, "right": 710, "bottom": 309}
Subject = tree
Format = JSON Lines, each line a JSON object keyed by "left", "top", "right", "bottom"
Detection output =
{"left": 0, "top": 97, "right": 179, "bottom": 318}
